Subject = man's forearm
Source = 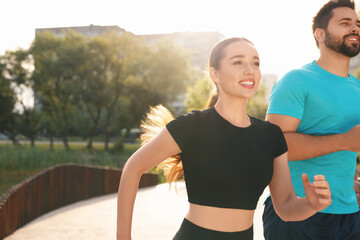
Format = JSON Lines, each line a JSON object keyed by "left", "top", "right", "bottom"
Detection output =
{"left": 284, "top": 132, "right": 347, "bottom": 161}
{"left": 266, "top": 114, "right": 360, "bottom": 161}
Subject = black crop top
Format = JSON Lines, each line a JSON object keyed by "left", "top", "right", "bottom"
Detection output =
{"left": 166, "top": 107, "right": 288, "bottom": 210}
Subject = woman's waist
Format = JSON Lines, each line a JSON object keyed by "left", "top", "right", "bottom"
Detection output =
{"left": 185, "top": 203, "right": 254, "bottom": 232}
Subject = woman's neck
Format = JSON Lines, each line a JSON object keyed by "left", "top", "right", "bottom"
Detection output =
{"left": 214, "top": 97, "right": 250, "bottom": 128}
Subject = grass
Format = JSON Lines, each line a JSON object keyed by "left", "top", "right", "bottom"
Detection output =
{"left": 0, "top": 142, "right": 140, "bottom": 197}
{"left": 0, "top": 170, "right": 38, "bottom": 197}
{"left": 0, "top": 141, "right": 114, "bottom": 151}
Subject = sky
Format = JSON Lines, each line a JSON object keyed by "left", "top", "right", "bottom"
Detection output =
{"left": 1, "top": 0, "right": 336, "bottom": 79}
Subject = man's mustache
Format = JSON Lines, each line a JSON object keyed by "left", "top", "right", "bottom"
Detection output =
{"left": 343, "top": 33, "right": 360, "bottom": 39}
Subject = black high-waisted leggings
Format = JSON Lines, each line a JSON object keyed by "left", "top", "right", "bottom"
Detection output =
{"left": 173, "top": 218, "right": 253, "bottom": 240}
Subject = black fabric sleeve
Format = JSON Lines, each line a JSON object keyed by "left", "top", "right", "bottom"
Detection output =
{"left": 165, "top": 111, "right": 199, "bottom": 152}
{"left": 274, "top": 124, "right": 288, "bottom": 158}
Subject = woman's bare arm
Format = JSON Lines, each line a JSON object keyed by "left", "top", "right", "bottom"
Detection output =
{"left": 269, "top": 152, "right": 332, "bottom": 221}
{"left": 116, "top": 127, "right": 181, "bottom": 240}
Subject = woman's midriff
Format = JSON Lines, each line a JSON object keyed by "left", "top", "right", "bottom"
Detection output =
{"left": 185, "top": 203, "right": 255, "bottom": 232}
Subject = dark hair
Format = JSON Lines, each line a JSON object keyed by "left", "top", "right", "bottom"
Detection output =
{"left": 205, "top": 90, "right": 219, "bottom": 108}
{"left": 209, "top": 37, "right": 253, "bottom": 70}
{"left": 206, "top": 37, "right": 254, "bottom": 107}
{"left": 312, "top": 0, "right": 355, "bottom": 46}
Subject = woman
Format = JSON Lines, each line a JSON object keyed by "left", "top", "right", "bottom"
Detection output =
{"left": 116, "top": 37, "right": 332, "bottom": 240}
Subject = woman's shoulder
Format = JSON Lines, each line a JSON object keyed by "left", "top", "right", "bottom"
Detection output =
{"left": 167, "top": 108, "right": 209, "bottom": 130}
{"left": 177, "top": 107, "right": 214, "bottom": 120}
{"left": 250, "top": 116, "right": 282, "bottom": 132}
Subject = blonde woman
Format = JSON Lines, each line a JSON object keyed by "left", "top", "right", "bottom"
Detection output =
{"left": 117, "top": 37, "right": 332, "bottom": 240}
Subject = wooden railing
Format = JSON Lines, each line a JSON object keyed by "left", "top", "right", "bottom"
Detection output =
{"left": 0, "top": 164, "right": 158, "bottom": 239}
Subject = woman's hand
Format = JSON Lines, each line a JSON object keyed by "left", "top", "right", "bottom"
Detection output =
{"left": 302, "top": 174, "right": 332, "bottom": 212}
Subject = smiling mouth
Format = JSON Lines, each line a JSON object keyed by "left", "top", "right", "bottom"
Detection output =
{"left": 347, "top": 37, "right": 359, "bottom": 43}
{"left": 344, "top": 34, "right": 360, "bottom": 44}
{"left": 239, "top": 80, "right": 255, "bottom": 88}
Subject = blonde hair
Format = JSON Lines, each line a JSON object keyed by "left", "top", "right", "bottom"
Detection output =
{"left": 140, "top": 105, "right": 183, "bottom": 184}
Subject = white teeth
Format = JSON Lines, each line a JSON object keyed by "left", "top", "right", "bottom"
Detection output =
{"left": 240, "top": 81, "right": 254, "bottom": 85}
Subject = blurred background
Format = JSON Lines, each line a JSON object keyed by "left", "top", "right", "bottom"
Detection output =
{"left": 1, "top": 1, "right": 360, "bottom": 235}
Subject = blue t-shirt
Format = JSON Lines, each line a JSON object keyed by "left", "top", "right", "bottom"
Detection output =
{"left": 268, "top": 61, "right": 360, "bottom": 214}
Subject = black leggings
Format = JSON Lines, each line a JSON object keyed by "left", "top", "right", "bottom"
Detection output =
{"left": 173, "top": 218, "right": 253, "bottom": 240}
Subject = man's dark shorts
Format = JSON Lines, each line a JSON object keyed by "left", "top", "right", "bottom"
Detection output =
{"left": 263, "top": 197, "right": 360, "bottom": 240}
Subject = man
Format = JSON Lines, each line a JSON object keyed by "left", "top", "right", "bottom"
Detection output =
{"left": 263, "top": 0, "right": 360, "bottom": 239}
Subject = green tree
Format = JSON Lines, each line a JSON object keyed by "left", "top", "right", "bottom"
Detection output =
{"left": 71, "top": 103, "right": 92, "bottom": 141}
{"left": 184, "top": 74, "right": 213, "bottom": 112}
{"left": 113, "top": 75, "right": 165, "bottom": 140}
{"left": 76, "top": 32, "right": 151, "bottom": 150}
{"left": 87, "top": 33, "right": 146, "bottom": 150}
{"left": 77, "top": 34, "right": 110, "bottom": 149}
{"left": 30, "top": 31, "right": 194, "bottom": 151}
{"left": 247, "top": 84, "right": 268, "bottom": 120}
{"left": 6, "top": 49, "right": 41, "bottom": 146}
{"left": 100, "top": 37, "right": 193, "bottom": 149}
{"left": 0, "top": 49, "right": 40, "bottom": 146}
{"left": 142, "top": 38, "right": 193, "bottom": 103}
{"left": 18, "top": 107, "right": 41, "bottom": 146}
{"left": 31, "top": 30, "right": 86, "bottom": 149}
{"left": 0, "top": 54, "right": 20, "bottom": 146}
{"left": 39, "top": 113, "right": 56, "bottom": 150}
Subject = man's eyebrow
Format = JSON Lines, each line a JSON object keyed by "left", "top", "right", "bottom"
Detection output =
{"left": 338, "top": 17, "right": 360, "bottom": 24}
{"left": 338, "top": 17, "right": 352, "bottom": 21}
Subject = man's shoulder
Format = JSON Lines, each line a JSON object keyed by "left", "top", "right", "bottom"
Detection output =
{"left": 280, "top": 62, "right": 316, "bottom": 80}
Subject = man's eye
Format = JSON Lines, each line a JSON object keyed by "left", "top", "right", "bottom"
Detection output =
{"left": 234, "top": 61, "right": 242, "bottom": 65}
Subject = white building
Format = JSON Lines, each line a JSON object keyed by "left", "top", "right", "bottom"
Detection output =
{"left": 35, "top": 24, "right": 126, "bottom": 38}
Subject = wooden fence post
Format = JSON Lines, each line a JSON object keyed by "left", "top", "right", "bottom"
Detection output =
{"left": 0, "top": 164, "right": 158, "bottom": 239}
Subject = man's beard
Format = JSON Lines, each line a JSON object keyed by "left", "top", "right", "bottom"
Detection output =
{"left": 324, "top": 30, "right": 360, "bottom": 57}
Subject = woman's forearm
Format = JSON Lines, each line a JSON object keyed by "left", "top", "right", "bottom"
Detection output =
{"left": 117, "top": 164, "right": 142, "bottom": 240}
{"left": 274, "top": 196, "right": 316, "bottom": 222}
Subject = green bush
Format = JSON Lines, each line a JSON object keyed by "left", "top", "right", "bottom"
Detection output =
{"left": 0, "top": 143, "right": 139, "bottom": 171}
{"left": 0, "top": 143, "right": 141, "bottom": 197}
{"left": 112, "top": 137, "right": 125, "bottom": 153}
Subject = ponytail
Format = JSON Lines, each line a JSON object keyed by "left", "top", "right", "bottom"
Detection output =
{"left": 140, "top": 105, "right": 183, "bottom": 184}
{"left": 205, "top": 90, "right": 219, "bottom": 108}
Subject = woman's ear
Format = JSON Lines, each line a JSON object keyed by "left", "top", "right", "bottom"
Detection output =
{"left": 209, "top": 67, "right": 220, "bottom": 84}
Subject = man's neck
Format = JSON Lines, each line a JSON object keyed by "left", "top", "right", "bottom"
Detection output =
{"left": 316, "top": 49, "right": 351, "bottom": 78}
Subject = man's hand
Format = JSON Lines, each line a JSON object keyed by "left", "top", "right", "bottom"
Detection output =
{"left": 354, "top": 179, "right": 360, "bottom": 207}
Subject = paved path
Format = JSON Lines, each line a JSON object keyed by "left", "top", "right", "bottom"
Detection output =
{"left": 5, "top": 182, "right": 269, "bottom": 240}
